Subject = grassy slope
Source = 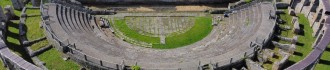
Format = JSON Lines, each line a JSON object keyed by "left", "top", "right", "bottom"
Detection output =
{"left": 263, "top": 10, "right": 316, "bottom": 69}
{"left": 0, "top": 59, "right": 5, "bottom": 70}
{"left": 262, "top": 9, "right": 291, "bottom": 69}
{"left": 113, "top": 16, "right": 212, "bottom": 49}
{"left": 315, "top": 45, "right": 330, "bottom": 70}
{"left": 25, "top": 9, "right": 49, "bottom": 51}
{"left": 153, "top": 17, "right": 212, "bottom": 49}
{"left": 114, "top": 19, "right": 160, "bottom": 44}
{"left": 37, "top": 48, "right": 80, "bottom": 69}
{"left": 288, "top": 14, "right": 314, "bottom": 62}
{"left": 279, "top": 10, "right": 294, "bottom": 39}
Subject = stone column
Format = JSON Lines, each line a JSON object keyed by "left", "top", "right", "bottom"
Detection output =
{"left": 312, "top": 33, "right": 323, "bottom": 48}
{"left": 0, "top": 6, "right": 6, "bottom": 22}
{"left": 31, "top": 0, "right": 41, "bottom": 7}
{"left": 4, "top": 5, "right": 17, "bottom": 20}
{"left": 4, "top": 5, "right": 15, "bottom": 17}
{"left": 11, "top": 0, "right": 24, "bottom": 10}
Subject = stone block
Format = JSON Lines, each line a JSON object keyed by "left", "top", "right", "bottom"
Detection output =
{"left": 246, "top": 59, "right": 265, "bottom": 70}
{"left": 11, "top": 0, "right": 24, "bottom": 10}
{"left": 4, "top": 5, "right": 16, "bottom": 17}
{"left": 276, "top": 2, "right": 290, "bottom": 9}
{"left": 31, "top": 0, "right": 41, "bottom": 7}
{"left": 0, "top": 6, "right": 6, "bottom": 22}
{"left": 293, "top": 17, "right": 300, "bottom": 34}
{"left": 288, "top": 9, "right": 296, "bottom": 16}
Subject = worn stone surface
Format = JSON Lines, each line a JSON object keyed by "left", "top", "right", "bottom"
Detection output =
{"left": 11, "top": 0, "right": 24, "bottom": 10}
{"left": 272, "top": 41, "right": 296, "bottom": 53}
{"left": 276, "top": 35, "right": 297, "bottom": 44}
{"left": 272, "top": 51, "right": 289, "bottom": 70}
{"left": 276, "top": 2, "right": 290, "bottom": 9}
{"left": 4, "top": 5, "right": 15, "bottom": 16}
{"left": 42, "top": 2, "right": 276, "bottom": 69}
{"left": 31, "top": 0, "right": 41, "bottom": 7}
{"left": 280, "top": 25, "right": 291, "bottom": 30}
{"left": 246, "top": 59, "right": 265, "bottom": 70}
{"left": 292, "top": 17, "right": 300, "bottom": 34}
{"left": 0, "top": 6, "right": 7, "bottom": 22}
{"left": 262, "top": 49, "right": 274, "bottom": 62}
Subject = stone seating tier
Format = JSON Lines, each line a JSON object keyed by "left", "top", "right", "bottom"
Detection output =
{"left": 41, "top": 2, "right": 276, "bottom": 70}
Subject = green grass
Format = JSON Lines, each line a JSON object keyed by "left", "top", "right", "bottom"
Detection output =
{"left": 286, "top": 14, "right": 314, "bottom": 67}
{"left": 262, "top": 47, "right": 283, "bottom": 69}
{"left": 114, "top": 19, "right": 160, "bottom": 44}
{"left": 278, "top": 9, "right": 294, "bottom": 44}
{"left": 24, "top": 8, "right": 80, "bottom": 69}
{"left": 265, "top": 10, "right": 315, "bottom": 69}
{"left": 131, "top": 65, "right": 141, "bottom": 70}
{"left": 113, "top": 16, "right": 212, "bottom": 49}
{"left": 262, "top": 9, "right": 293, "bottom": 69}
{"left": 245, "top": 0, "right": 252, "bottom": 3}
{"left": 153, "top": 17, "right": 213, "bottom": 49}
{"left": 0, "top": 0, "right": 21, "bottom": 16}
{"left": 0, "top": 59, "right": 6, "bottom": 70}
{"left": 25, "top": 9, "right": 50, "bottom": 51}
{"left": 315, "top": 45, "right": 330, "bottom": 70}
{"left": 37, "top": 48, "right": 80, "bottom": 70}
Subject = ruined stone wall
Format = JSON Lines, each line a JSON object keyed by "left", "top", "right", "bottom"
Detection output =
{"left": 76, "top": 0, "right": 236, "bottom": 4}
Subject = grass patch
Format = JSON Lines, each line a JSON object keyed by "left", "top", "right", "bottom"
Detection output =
{"left": 245, "top": 0, "right": 252, "bottom": 3}
{"left": 286, "top": 14, "right": 314, "bottom": 66}
{"left": 315, "top": 45, "right": 330, "bottom": 70}
{"left": 25, "top": 9, "right": 49, "bottom": 51}
{"left": 0, "top": 59, "right": 6, "bottom": 70}
{"left": 262, "top": 47, "right": 283, "bottom": 69}
{"left": 131, "top": 65, "right": 141, "bottom": 70}
{"left": 113, "top": 19, "right": 160, "bottom": 44}
{"left": 113, "top": 16, "right": 212, "bottom": 49}
{"left": 153, "top": 17, "right": 212, "bottom": 49}
{"left": 278, "top": 9, "right": 294, "bottom": 44}
{"left": 37, "top": 48, "right": 80, "bottom": 70}
{"left": 266, "top": 10, "right": 315, "bottom": 69}
{"left": 0, "top": 0, "right": 21, "bottom": 16}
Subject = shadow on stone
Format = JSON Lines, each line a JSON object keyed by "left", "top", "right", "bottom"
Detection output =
{"left": 5, "top": 21, "right": 34, "bottom": 64}
{"left": 273, "top": 54, "right": 280, "bottom": 59}
{"left": 264, "top": 60, "right": 273, "bottom": 64}
{"left": 7, "top": 21, "right": 19, "bottom": 28}
{"left": 5, "top": 40, "right": 34, "bottom": 63}
{"left": 296, "top": 42, "right": 304, "bottom": 46}
{"left": 298, "top": 24, "right": 305, "bottom": 35}
{"left": 293, "top": 51, "right": 303, "bottom": 56}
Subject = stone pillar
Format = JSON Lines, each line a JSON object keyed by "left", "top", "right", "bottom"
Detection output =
{"left": 31, "top": 0, "right": 40, "bottom": 7}
{"left": 0, "top": 6, "right": 6, "bottom": 22}
{"left": 4, "top": 5, "right": 17, "bottom": 20}
{"left": 11, "top": 0, "right": 24, "bottom": 10}
{"left": 4, "top": 5, "right": 15, "bottom": 17}
{"left": 312, "top": 33, "right": 323, "bottom": 48}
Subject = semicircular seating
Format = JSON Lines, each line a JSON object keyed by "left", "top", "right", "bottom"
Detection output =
{"left": 41, "top": 1, "right": 276, "bottom": 69}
